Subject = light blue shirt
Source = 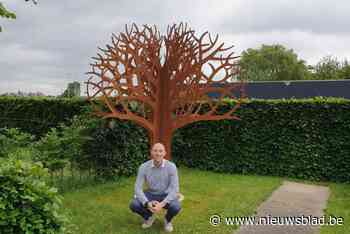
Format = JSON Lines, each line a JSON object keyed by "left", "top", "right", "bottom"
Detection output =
{"left": 134, "top": 159, "right": 179, "bottom": 205}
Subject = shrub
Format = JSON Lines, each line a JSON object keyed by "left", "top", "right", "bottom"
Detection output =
{"left": 80, "top": 118, "right": 149, "bottom": 179}
{"left": 0, "top": 128, "right": 34, "bottom": 158}
{"left": 32, "top": 110, "right": 97, "bottom": 172}
{"left": 32, "top": 128, "right": 70, "bottom": 172}
{"left": 6, "top": 148, "right": 35, "bottom": 162}
{"left": 31, "top": 107, "right": 149, "bottom": 180}
{"left": 0, "top": 160, "right": 69, "bottom": 234}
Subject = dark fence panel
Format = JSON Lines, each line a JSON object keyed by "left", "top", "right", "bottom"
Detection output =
{"left": 245, "top": 80, "right": 350, "bottom": 99}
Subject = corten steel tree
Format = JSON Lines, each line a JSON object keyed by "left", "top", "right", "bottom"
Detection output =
{"left": 86, "top": 23, "right": 245, "bottom": 160}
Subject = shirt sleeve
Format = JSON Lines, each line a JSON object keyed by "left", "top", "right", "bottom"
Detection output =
{"left": 163, "top": 164, "right": 179, "bottom": 204}
{"left": 134, "top": 165, "right": 149, "bottom": 205}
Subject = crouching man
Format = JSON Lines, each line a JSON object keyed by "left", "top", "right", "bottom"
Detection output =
{"left": 129, "top": 142, "right": 181, "bottom": 232}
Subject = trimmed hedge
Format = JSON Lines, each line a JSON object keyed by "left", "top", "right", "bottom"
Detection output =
{"left": 80, "top": 118, "right": 149, "bottom": 178}
{"left": 2, "top": 96, "right": 350, "bottom": 182}
{"left": 0, "top": 97, "right": 88, "bottom": 137}
{"left": 173, "top": 97, "right": 350, "bottom": 183}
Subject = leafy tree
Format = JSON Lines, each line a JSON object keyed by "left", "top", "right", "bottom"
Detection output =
{"left": 313, "top": 56, "right": 340, "bottom": 80}
{"left": 312, "top": 56, "right": 350, "bottom": 80}
{"left": 0, "top": 0, "right": 37, "bottom": 32}
{"left": 0, "top": 2, "right": 16, "bottom": 32}
{"left": 240, "top": 44, "right": 311, "bottom": 81}
{"left": 0, "top": 3, "right": 16, "bottom": 18}
{"left": 337, "top": 60, "right": 350, "bottom": 80}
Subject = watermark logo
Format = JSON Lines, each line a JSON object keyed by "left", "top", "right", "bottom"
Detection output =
{"left": 209, "top": 214, "right": 344, "bottom": 226}
{"left": 209, "top": 214, "right": 222, "bottom": 226}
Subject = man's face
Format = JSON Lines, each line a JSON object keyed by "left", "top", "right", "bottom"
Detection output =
{"left": 151, "top": 143, "right": 166, "bottom": 163}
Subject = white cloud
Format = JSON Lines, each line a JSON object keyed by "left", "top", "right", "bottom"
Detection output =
{"left": 0, "top": 43, "right": 59, "bottom": 64}
{"left": 221, "top": 31, "right": 350, "bottom": 65}
{"left": 0, "top": 0, "right": 349, "bottom": 95}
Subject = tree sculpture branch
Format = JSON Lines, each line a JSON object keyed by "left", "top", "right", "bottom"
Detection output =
{"left": 86, "top": 23, "right": 246, "bottom": 159}
{"left": 86, "top": 24, "right": 162, "bottom": 132}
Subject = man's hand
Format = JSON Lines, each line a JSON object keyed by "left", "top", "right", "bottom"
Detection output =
{"left": 147, "top": 201, "right": 165, "bottom": 213}
{"left": 153, "top": 201, "right": 166, "bottom": 213}
{"left": 147, "top": 201, "right": 159, "bottom": 213}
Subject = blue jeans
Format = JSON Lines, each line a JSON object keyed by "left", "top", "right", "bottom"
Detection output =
{"left": 129, "top": 191, "right": 181, "bottom": 222}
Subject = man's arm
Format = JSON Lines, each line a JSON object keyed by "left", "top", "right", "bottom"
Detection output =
{"left": 161, "top": 164, "right": 179, "bottom": 205}
{"left": 135, "top": 165, "right": 149, "bottom": 206}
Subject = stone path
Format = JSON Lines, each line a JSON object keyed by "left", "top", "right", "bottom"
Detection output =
{"left": 235, "top": 181, "right": 330, "bottom": 234}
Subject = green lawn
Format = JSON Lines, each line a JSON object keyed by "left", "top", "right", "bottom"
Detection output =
{"left": 62, "top": 167, "right": 350, "bottom": 234}
{"left": 321, "top": 183, "right": 350, "bottom": 234}
{"left": 62, "top": 167, "right": 282, "bottom": 234}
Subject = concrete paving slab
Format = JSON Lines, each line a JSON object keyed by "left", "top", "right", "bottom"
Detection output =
{"left": 234, "top": 181, "right": 330, "bottom": 234}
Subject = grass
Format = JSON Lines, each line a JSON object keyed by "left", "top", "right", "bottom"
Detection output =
{"left": 321, "top": 183, "right": 350, "bottom": 234}
{"left": 62, "top": 166, "right": 282, "bottom": 234}
{"left": 61, "top": 166, "right": 350, "bottom": 234}
{"left": 46, "top": 167, "right": 100, "bottom": 193}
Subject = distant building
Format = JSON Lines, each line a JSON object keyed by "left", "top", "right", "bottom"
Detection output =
{"left": 0, "top": 91, "right": 46, "bottom": 97}
{"left": 61, "top": 81, "right": 81, "bottom": 97}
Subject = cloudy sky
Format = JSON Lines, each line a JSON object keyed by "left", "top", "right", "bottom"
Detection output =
{"left": 1, "top": 0, "right": 349, "bottom": 95}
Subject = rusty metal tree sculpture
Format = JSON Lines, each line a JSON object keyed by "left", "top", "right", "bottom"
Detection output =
{"left": 86, "top": 23, "right": 245, "bottom": 160}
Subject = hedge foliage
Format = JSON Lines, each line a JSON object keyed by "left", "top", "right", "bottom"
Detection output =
{"left": 0, "top": 97, "right": 88, "bottom": 137}
{"left": 173, "top": 97, "right": 350, "bottom": 183}
{"left": 0, "top": 160, "right": 69, "bottom": 234}
{"left": 31, "top": 112, "right": 149, "bottom": 179}
{"left": 1, "top": 96, "right": 350, "bottom": 183}
{"left": 32, "top": 118, "right": 89, "bottom": 172}
{"left": 79, "top": 118, "right": 149, "bottom": 179}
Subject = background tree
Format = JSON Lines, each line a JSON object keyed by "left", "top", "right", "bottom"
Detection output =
{"left": 312, "top": 56, "right": 350, "bottom": 80}
{"left": 240, "top": 44, "right": 311, "bottom": 81}
{"left": 86, "top": 23, "right": 245, "bottom": 160}
{"left": 0, "top": 0, "right": 37, "bottom": 32}
{"left": 338, "top": 60, "right": 350, "bottom": 79}
{"left": 0, "top": 2, "right": 15, "bottom": 32}
{"left": 312, "top": 56, "right": 340, "bottom": 80}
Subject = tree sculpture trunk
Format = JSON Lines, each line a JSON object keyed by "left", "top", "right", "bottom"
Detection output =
{"left": 152, "top": 67, "right": 172, "bottom": 159}
{"left": 86, "top": 23, "right": 245, "bottom": 160}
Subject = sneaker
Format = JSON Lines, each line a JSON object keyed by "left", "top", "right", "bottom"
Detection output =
{"left": 142, "top": 215, "right": 156, "bottom": 229}
{"left": 164, "top": 218, "right": 173, "bottom": 232}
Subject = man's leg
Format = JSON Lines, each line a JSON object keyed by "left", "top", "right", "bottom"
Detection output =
{"left": 164, "top": 199, "right": 182, "bottom": 222}
{"left": 129, "top": 197, "right": 153, "bottom": 221}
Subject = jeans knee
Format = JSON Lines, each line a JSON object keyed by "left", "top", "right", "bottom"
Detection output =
{"left": 168, "top": 202, "right": 181, "bottom": 214}
{"left": 129, "top": 199, "right": 141, "bottom": 212}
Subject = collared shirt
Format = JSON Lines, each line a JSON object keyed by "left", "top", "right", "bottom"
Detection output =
{"left": 151, "top": 159, "right": 165, "bottom": 168}
{"left": 134, "top": 159, "right": 179, "bottom": 205}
